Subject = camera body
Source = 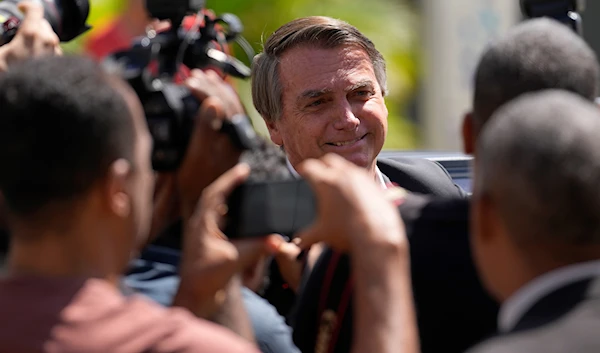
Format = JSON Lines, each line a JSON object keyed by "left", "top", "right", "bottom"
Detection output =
{"left": 145, "top": 0, "right": 205, "bottom": 22}
{"left": 107, "top": 1, "right": 254, "bottom": 171}
{"left": 136, "top": 79, "right": 200, "bottom": 171}
{"left": 225, "top": 179, "right": 317, "bottom": 239}
{"left": 0, "top": 0, "right": 90, "bottom": 45}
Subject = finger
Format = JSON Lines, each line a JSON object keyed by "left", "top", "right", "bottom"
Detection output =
{"left": 321, "top": 153, "right": 351, "bottom": 169}
{"left": 196, "top": 96, "right": 226, "bottom": 128}
{"left": 32, "top": 32, "right": 58, "bottom": 56}
{"left": 17, "top": 4, "right": 59, "bottom": 56}
{"left": 206, "top": 71, "right": 245, "bottom": 115}
{"left": 187, "top": 69, "right": 244, "bottom": 117}
{"left": 293, "top": 225, "right": 323, "bottom": 250}
{"left": 185, "top": 70, "right": 217, "bottom": 102}
{"left": 276, "top": 239, "right": 302, "bottom": 260}
{"left": 232, "top": 237, "right": 274, "bottom": 269}
{"left": 262, "top": 234, "right": 287, "bottom": 253}
{"left": 296, "top": 159, "right": 325, "bottom": 181}
{"left": 297, "top": 158, "right": 336, "bottom": 191}
{"left": 18, "top": 1, "right": 45, "bottom": 21}
{"left": 203, "top": 163, "right": 250, "bottom": 201}
{"left": 150, "top": 19, "right": 172, "bottom": 33}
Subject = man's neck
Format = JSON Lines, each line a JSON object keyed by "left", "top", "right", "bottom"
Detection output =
{"left": 498, "top": 258, "right": 600, "bottom": 332}
{"left": 287, "top": 157, "right": 381, "bottom": 183}
{"left": 500, "top": 244, "right": 600, "bottom": 301}
{"left": 7, "top": 224, "right": 123, "bottom": 287}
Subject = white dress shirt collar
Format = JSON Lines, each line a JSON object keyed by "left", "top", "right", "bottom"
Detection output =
{"left": 286, "top": 157, "right": 388, "bottom": 189}
{"left": 498, "top": 259, "right": 600, "bottom": 333}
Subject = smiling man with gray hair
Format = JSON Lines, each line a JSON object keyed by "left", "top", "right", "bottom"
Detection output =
{"left": 251, "top": 16, "right": 462, "bottom": 196}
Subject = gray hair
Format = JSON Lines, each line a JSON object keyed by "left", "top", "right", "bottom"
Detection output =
{"left": 476, "top": 89, "right": 600, "bottom": 247}
{"left": 473, "top": 18, "right": 599, "bottom": 130}
{"left": 251, "top": 16, "right": 387, "bottom": 123}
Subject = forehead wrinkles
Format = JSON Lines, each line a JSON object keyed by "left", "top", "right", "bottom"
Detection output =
{"left": 279, "top": 46, "right": 375, "bottom": 103}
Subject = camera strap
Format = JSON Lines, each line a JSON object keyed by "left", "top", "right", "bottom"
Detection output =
{"left": 315, "top": 250, "right": 354, "bottom": 353}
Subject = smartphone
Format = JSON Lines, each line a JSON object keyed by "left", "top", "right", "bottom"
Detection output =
{"left": 225, "top": 179, "right": 317, "bottom": 239}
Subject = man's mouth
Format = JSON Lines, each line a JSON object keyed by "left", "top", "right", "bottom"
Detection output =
{"left": 326, "top": 134, "right": 367, "bottom": 147}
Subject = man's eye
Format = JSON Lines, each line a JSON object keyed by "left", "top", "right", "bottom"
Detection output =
{"left": 309, "top": 99, "right": 324, "bottom": 107}
{"left": 354, "top": 90, "right": 373, "bottom": 97}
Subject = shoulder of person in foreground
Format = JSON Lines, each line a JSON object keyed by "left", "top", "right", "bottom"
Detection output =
{"left": 0, "top": 276, "right": 259, "bottom": 353}
{"left": 154, "top": 304, "right": 261, "bottom": 352}
{"left": 464, "top": 331, "right": 548, "bottom": 353}
{"left": 105, "top": 286, "right": 261, "bottom": 353}
{"left": 377, "top": 157, "right": 467, "bottom": 198}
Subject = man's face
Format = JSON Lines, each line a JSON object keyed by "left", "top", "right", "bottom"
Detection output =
{"left": 470, "top": 165, "right": 516, "bottom": 302}
{"left": 266, "top": 45, "right": 388, "bottom": 173}
{"left": 124, "top": 90, "right": 155, "bottom": 248}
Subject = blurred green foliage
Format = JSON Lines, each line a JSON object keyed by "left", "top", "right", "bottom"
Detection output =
{"left": 71, "top": 0, "right": 420, "bottom": 149}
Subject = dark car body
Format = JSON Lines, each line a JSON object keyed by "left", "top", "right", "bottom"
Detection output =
{"left": 379, "top": 150, "right": 473, "bottom": 193}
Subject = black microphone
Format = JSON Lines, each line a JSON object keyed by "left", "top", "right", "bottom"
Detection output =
{"left": 0, "top": 0, "right": 91, "bottom": 46}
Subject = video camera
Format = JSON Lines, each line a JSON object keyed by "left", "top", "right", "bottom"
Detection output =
{"left": 106, "top": 0, "right": 257, "bottom": 171}
{"left": 0, "top": 0, "right": 91, "bottom": 46}
{"left": 520, "top": 0, "right": 585, "bottom": 35}
{"left": 107, "top": 1, "right": 316, "bottom": 240}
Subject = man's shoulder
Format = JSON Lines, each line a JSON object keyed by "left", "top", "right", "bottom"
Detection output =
{"left": 399, "top": 193, "right": 469, "bottom": 224}
{"left": 377, "top": 156, "right": 466, "bottom": 198}
{"left": 399, "top": 193, "right": 470, "bottom": 244}
{"left": 466, "top": 329, "right": 574, "bottom": 353}
{"left": 467, "top": 297, "right": 600, "bottom": 353}
{"left": 83, "top": 289, "right": 260, "bottom": 353}
{"left": 0, "top": 277, "right": 257, "bottom": 353}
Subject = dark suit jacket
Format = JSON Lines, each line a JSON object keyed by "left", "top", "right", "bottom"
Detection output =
{"left": 291, "top": 194, "right": 499, "bottom": 353}
{"left": 264, "top": 156, "right": 468, "bottom": 318}
{"left": 468, "top": 276, "right": 600, "bottom": 353}
{"left": 377, "top": 157, "right": 467, "bottom": 198}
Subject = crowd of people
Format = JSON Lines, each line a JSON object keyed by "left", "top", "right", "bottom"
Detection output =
{"left": 0, "top": 1, "right": 599, "bottom": 352}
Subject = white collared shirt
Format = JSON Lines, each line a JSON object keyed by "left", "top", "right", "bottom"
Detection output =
{"left": 285, "top": 157, "right": 388, "bottom": 189}
{"left": 498, "top": 259, "right": 600, "bottom": 333}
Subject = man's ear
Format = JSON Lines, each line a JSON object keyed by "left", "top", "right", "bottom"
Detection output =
{"left": 105, "top": 159, "right": 133, "bottom": 219}
{"left": 462, "top": 112, "right": 476, "bottom": 155}
{"left": 265, "top": 119, "right": 284, "bottom": 146}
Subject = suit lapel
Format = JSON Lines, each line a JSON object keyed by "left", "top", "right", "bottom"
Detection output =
{"left": 512, "top": 277, "right": 600, "bottom": 333}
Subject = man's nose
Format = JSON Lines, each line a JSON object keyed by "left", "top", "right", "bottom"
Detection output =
{"left": 333, "top": 100, "right": 360, "bottom": 131}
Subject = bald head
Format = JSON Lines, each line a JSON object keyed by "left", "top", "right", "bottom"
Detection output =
{"left": 476, "top": 90, "right": 600, "bottom": 253}
{"left": 472, "top": 18, "right": 599, "bottom": 131}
